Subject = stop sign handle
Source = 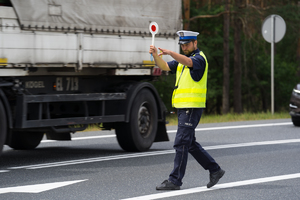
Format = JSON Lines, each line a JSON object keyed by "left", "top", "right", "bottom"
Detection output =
{"left": 149, "top": 22, "right": 159, "bottom": 61}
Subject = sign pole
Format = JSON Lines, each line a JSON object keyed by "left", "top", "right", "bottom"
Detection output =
{"left": 151, "top": 34, "right": 155, "bottom": 61}
{"left": 271, "top": 15, "right": 275, "bottom": 114}
{"left": 262, "top": 14, "right": 286, "bottom": 115}
{"left": 152, "top": 34, "right": 155, "bottom": 46}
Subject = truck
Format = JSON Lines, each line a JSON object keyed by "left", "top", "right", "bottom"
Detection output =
{"left": 0, "top": 0, "right": 182, "bottom": 154}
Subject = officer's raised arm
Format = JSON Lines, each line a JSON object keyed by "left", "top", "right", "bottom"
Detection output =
{"left": 149, "top": 45, "right": 171, "bottom": 71}
{"left": 158, "top": 47, "right": 193, "bottom": 68}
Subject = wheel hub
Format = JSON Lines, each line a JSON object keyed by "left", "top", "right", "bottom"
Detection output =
{"left": 138, "top": 104, "right": 151, "bottom": 138}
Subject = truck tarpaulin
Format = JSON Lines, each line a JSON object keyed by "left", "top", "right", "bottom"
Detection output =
{"left": 11, "top": 0, "right": 182, "bottom": 35}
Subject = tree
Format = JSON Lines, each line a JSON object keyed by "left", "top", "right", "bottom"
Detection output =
{"left": 233, "top": 0, "right": 243, "bottom": 113}
{"left": 183, "top": 0, "right": 190, "bottom": 30}
{"left": 222, "top": 0, "right": 230, "bottom": 114}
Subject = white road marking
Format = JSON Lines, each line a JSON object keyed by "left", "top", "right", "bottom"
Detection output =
{"left": 121, "top": 173, "right": 300, "bottom": 200}
{"left": 0, "top": 170, "right": 10, "bottom": 173}
{"left": 167, "top": 122, "right": 292, "bottom": 133}
{"left": 40, "top": 122, "right": 292, "bottom": 143}
{"left": 41, "top": 135, "right": 115, "bottom": 143}
{"left": 8, "top": 138, "right": 300, "bottom": 170}
{"left": 9, "top": 150, "right": 174, "bottom": 170}
{"left": 204, "top": 138, "right": 300, "bottom": 150}
{"left": 0, "top": 179, "right": 87, "bottom": 194}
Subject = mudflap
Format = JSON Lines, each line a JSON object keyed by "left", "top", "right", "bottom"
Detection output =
{"left": 154, "top": 121, "right": 169, "bottom": 142}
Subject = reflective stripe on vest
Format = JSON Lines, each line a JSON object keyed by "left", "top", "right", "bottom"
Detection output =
{"left": 172, "top": 51, "right": 208, "bottom": 108}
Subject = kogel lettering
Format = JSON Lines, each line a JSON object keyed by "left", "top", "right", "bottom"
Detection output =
{"left": 25, "top": 81, "right": 45, "bottom": 89}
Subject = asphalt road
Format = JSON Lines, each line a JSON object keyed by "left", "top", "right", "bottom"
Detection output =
{"left": 0, "top": 118, "right": 299, "bottom": 200}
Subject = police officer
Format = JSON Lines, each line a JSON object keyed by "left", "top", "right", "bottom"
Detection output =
{"left": 149, "top": 30, "right": 225, "bottom": 190}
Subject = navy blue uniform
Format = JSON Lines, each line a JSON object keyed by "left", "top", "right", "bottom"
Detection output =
{"left": 168, "top": 49, "right": 205, "bottom": 81}
{"left": 167, "top": 49, "right": 221, "bottom": 186}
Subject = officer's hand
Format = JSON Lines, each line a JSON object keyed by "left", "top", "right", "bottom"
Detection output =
{"left": 158, "top": 48, "right": 172, "bottom": 56}
{"left": 149, "top": 45, "right": 158, "bottom": 56}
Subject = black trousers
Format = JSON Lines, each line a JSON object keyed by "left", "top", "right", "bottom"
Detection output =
{"left": 168, "top": 108, "right": 220, "bottom": 186}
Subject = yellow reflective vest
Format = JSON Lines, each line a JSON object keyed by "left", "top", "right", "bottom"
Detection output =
{"left": 172, "top": 51, "right": 208, "bottom": 108}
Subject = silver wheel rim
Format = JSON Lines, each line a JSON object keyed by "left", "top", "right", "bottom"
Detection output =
{"left": 138, "top": 102, "right": 151, "bottom": 138}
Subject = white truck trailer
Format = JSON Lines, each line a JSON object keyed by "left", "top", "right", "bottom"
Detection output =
{"left": 0, "top": 0, "right": 181, "bottom": 154}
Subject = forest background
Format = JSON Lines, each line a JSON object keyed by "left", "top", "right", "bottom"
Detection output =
{"left": 153, "top": 0, "right": 300, "bottom": 115}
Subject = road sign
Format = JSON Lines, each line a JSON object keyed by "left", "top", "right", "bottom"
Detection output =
{"left": 149, "top": 22, "right": 159, "bottom": 61}
{"left": 261, "top": 15, "right": 286, "bottom": 114}
{"left": 262, "top": 15, "right": 286, "bottom": 43}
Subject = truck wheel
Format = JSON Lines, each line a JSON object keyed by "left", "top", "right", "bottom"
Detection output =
{"left": 292, "top": 117, "right": 300, "bottom": 127}
{"left": 8, "top": 132, "right": 44, "bottom": 150}
{"left": 116, "top": 88, "right": 158, "bottom": 152}
{"left": 0, "top": 100, "right": 7, "bottom": 155}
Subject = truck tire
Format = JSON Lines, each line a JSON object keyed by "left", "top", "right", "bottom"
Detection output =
{"left": 116, "top": 88, "right": 158, "bottom": 152}
{"left": 0, "top": 100, "right": 7, "bottom": 155}
{"left": 8, "top": 131, "right": 44, "bottom": 150}
{"left": 292, "top": 117, "right": 300, "bottom": 127}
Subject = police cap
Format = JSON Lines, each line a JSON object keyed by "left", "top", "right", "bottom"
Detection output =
{"left": 176, "top": 30, "right": 199, "bottom": 44}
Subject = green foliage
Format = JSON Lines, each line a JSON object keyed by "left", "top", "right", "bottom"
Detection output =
{"left": 152, "top": 73, "right": 176, "bottom": 112}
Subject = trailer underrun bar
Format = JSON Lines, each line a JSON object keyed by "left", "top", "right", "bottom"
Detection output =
{"left": 15, "top": 93, "right": 127, "bottom": 129}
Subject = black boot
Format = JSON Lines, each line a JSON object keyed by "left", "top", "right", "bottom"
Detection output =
{"left": 207, "top": 169, "right": 225, "bottom": 188}
{"left": 156, "top": 180, "right": 180, "bottom": 190}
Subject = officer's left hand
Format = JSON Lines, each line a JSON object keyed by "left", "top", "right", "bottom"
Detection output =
{"left": 158, "top": 48, "right": 172, "bottom": 56}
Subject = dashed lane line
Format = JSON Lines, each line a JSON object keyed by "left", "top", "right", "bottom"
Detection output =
{"left": 41, "top": 135, "right": 115, "bottom": 143}
{"left": 167, "top": 122, "right": 292, "bottom": 133}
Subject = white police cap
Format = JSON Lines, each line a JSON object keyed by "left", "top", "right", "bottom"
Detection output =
{"left": 176, "top": 30, "right": 199, "bottom": 44}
